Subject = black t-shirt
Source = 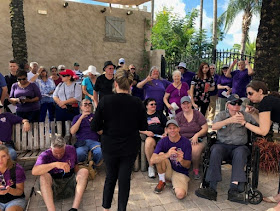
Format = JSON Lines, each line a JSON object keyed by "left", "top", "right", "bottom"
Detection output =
{"left": 147, "top": 111, "right": 167, "bottom": 135}
{"left": 258, "top": 95, "right": 280, "bottom": 123}
{"left": 94, "top": 74, "right": 114, "bottom": 100}
{"left": 91, "top": 93, "right": 147, "bottom": 156}
{"left": 5, "top": 73, "right": 17, "bottom": 94}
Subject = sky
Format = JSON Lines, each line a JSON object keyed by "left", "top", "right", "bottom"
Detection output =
{"left": 68, "top": 0, "right": 260, "bottom": 50}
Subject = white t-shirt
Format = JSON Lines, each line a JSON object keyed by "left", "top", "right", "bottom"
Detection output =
{"left": 27, "top": 72, "right": 35, "bottom": 81}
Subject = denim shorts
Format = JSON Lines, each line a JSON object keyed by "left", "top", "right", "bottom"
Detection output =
{"left": 0, "top": 197, "right": 26, "bottom": 210}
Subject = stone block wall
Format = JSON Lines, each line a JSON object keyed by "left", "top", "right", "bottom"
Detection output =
{"left": 0, "top": 0, "right": 151, "bottom": 75}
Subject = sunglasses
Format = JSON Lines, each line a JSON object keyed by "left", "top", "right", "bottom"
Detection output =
{"left": 149, "top": 103, "right": 157, "bottom": 106}
{"left": 247, "top": 92, "right": 254, "bottom": 96}
{"left": 60, "top": 69, "right": 65, "bottom": 71}
{"left": 83, "top": 103, "right": 92, "bottom": 107}
{"left": 17, "top": 78, "right": 27, "bottom": 81}
{"left": 229, "top": 101, "right": 242, "bottom": 106}
{"left": 178, "top": 67, "right": 184, "bottom": 69}
{"left": 61, "top": 75, "right": 70, "bottom": 77}
{"left": 130, "top": 68, "right": 136, "bottom": 70}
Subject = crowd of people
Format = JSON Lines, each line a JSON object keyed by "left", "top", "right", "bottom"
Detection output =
{"left": 0, "top": 58, "right": 279, "bottom": 211}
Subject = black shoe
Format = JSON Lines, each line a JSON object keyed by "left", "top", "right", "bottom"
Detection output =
{"left": 195, "top": 187, "right": 217, "bottom": 201}
{"left": 228, "top": 189, "right": 245, "bottom": 203}
{"left": 238, "top": 182, "right": 245, "bottom": 193}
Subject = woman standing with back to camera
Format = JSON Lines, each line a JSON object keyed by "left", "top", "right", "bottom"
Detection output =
{"left": 91, "top": 69, "right": 147, "bottom": 211}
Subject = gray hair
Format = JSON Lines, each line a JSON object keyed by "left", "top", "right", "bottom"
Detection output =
{"left": 172, "top": 70, "right": 181, "bottom": 77}
{"left": 58, "top": 65, "right": 66, "bottom": 71}
{"left": 149, "top": 66, "right": 161, "bottom": 79}
{"left": 30, "top": 62, "right": 38, "bottom": 68}
{"left": 51, "top": 136, "right": 66, "bottom": 148}
{"left": 209, "top": 64, "right": 216, "bottom": 68}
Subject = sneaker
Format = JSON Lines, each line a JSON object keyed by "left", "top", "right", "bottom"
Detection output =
{"left": 195, "top": 187, "right": 217, "bottom": 201}
{"left": 148, "top": 166, "right": 156, "bottom": 178}
{"left": 154, "top": 180, "right": 166, "bottom": 194}
{"left": 228, "top": 189, "right": 245, "bottom": 203}
{"left": 193, "top": 169, "right": 201, "bottom": 180}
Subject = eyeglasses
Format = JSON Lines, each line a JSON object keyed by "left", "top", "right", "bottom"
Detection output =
{"left": 210, "top": 68, "right": 215, "bottom": 69}
{"left": 17, "top": 78, "right": 27, "bottom": 81}
{"left": 83, "top": 103, "right": 92, "bottom": 107}
{"left": 178, "top": 67, "right": 184, "bottom": 69}
{"left": 229, "top": 101, "right": 242, "bottom": 106}
{"left": 61, "top": 75, "right": 70, "bottom": 77}
{"left": 149, "top": 103, "right": 157, "bottom": 106}
{"left": 247, "top": 92, "right": 254, "bottom": 96}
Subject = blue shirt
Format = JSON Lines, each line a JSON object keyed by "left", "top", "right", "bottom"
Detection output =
{"left": 36, "top": 78, "right": 55, "bottom": 103}
{"left": 0, "top": 73, "right": 7, "bottom": 98}
{"left": 81, "top": 77, "right": 95, "bottom": 101}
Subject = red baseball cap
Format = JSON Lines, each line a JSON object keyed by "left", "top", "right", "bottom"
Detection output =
{"left": 59, "top": 69, "right": 75, "bottom": 77}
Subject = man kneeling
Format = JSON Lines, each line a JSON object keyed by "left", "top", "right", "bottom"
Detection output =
{"left": 150, "top": 119, "right": 192, "bottom": 199}
{"left": 32, "top": 137, "right": 88, "bottom": 211}
{"left": 195, "top": 94, "right": 257, "bottom": 203}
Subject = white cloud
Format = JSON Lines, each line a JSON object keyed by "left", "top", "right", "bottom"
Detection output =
{"left": 193, "top": 5, "right": 213, "bottom": 32}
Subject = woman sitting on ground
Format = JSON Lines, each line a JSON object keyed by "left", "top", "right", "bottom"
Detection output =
{"left": 163, "top": 70, "right": 189, "bottom": 117}
{"left": 175, "top": 96, "right": 208, "bottom": 180}
{"left": 0, "top": 145, "right": 26, "bottom": 211}
{"left": 140, "top": 98, "right": 167, "bottom": 178}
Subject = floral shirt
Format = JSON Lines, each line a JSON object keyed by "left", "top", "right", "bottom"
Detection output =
{"left": 191, "top": 75, "right": 215, "bottom": 103}
{"left": 36, "top": 78, "right": 55, "bottom": 104}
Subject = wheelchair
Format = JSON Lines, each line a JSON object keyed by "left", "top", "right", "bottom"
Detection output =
{"left": 199, "top": 131, "right": 263, "bottom": 204}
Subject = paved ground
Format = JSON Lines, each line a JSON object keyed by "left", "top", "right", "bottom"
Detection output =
{"left": 23, "top": 162, "right": 278, "bottom": 211}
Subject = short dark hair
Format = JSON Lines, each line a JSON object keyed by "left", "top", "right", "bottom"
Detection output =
{"left": 247, "top": 80, "right": 268, "bottom": 95}
{"left": 144, "top": 98, "right": 156, "bottom": 109}
{"left": 16, "top": 69, "right": 27, "bottom": 78}
{"left": 9, "top": 60, "right": 18, "bottom": 64}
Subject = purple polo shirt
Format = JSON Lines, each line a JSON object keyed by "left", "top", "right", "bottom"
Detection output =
{"left": 71, "top": 113, "right": 99, "bottom": 142}
{"left": 231, "top": 69, "right": 251, "bottom": 98}
{"left": 217, "top": 75, "right": 232, "bottom": 98}
{"left": 154, "top": 136, "right": 192, "bottom": 176}
{"left": 2, "top": 163, "right": 26, "bottom": 186}
{"left": 9, "top": 82, "right": 42, "bottom": 112}
{"left": 0, "top": 112, "right": 23, "bottom": 142}
{"left": 143, "top": 79, "right": 171, "bottom": 111}
{"left": 175, "top": 110, "right": 207, "bottom": 139}
{"left": 181, "top": 71, "right": 195, "bottom": 88}
{"left": 35, "top": 145, "right": 77, "bottom": 176}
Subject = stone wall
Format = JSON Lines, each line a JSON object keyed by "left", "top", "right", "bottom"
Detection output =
{"left": 0, "top": 0, "right": 151, "bottom": 75}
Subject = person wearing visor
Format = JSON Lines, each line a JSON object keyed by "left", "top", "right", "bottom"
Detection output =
{"left": 195, "top": 94, "right": 257, "bottom": 203}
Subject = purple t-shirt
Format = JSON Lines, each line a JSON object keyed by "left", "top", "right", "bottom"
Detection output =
{"left": 143, "top": 79, "right": 171, "bottom": 111}
{"left": 209, "top": 74, "right": 219, "bottom": 96}
{"left": 0, "top": 113, "right": 23, "bottom": 142}
{"left": 175, "top": 110, "right": 207, "bottom": 139}
{"left": 231, "top": 69, "right": 251, "bottom": 98}
{"left": 217, "top": 75, "right": 232, "bottom": 98}
{"left": 181, "top": 71, "right": 195, "bottom": 88}
{"left": 9, "top": 82, "right": 42, "bottom": 112}
{"left": 2, "top": 163, "right": 26, "bottom": 186}
{"left": 0, "top": 73, "right": 7, "bottom": 98}
{"left": 154, "top": 136, "right": 192, "bottom": 176}
{"left": 35, "top": 145, "right": 77, "bottom": 176}
{"left": 71, "top": 113, "right": 99, "bottom": 142}
{"left": 166, "top": 82, "right": 189, "bottom": 114}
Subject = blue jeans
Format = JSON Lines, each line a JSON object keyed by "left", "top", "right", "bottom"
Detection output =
{"left": 40, "top": 102, "right": 55, "bottom": 122}
{"left": 75, "top": 139, "right": 102, "bottom": 167}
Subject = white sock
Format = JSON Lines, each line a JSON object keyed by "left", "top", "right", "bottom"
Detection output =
{"left": 158, "top": 173, "right": 165, "bottom": 182}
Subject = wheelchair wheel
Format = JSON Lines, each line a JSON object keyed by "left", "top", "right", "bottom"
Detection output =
{"left": 248, "top": 189, "right": 263, "bottom": 205}
{"left": 252, "top": 146, "right": 260, "bottom": 189}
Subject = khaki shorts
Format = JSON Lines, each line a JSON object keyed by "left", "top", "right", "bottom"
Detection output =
{"left": 165, "top": 159, "right": 190, "bottom": 193}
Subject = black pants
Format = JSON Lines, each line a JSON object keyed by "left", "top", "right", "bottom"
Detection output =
{"left": 102, "top": 152, "right": 137, "bottom": 211}
{"left": 196, "top": 101, "right": 210, "bottom": 116}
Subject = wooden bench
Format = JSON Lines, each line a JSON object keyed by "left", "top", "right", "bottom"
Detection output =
{"left": 13, "top": 119, "right": 73, "bottom": 162}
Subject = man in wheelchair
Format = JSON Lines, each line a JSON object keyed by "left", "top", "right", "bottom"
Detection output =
{"left": 195, "top": 94, "right": 257, "bottom": 203}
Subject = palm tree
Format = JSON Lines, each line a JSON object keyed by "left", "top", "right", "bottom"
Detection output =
{"left": 219, "top": 0, "right": 261, "bottom": 56}
{"left": 199, "top": 0, "right": 203, "bottom": 32}
{"left": 10, "top": 0, "right": 28, "bottom": 65}
{"left": 254, "top": 0, "right": 280, "bottom": 91}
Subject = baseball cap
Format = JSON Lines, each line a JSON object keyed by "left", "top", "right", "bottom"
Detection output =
{"left": 178, "top": 62, "right": 187, "bottom": 69}
{"left": 227, "top": 94, "right": 243, "bottom": 103}
{"left": 74, "top": 62, "right": 80, "bottom": 66}
{"left": 119, "top": 58, "right": 125, "bottom": 64}
{"left": 166, "top": 119, "right": 179, "bottom": 127}
{"left": 180, "top": 96, "right": 191, "bottom": 104}
{"left": 59, "top": 69, "right": 75, "bottom": 77}
{"left": 221, "top": 64, "right": 229, "bottom": 69}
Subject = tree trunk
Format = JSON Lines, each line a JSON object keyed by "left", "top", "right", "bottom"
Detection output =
{"left": 240, "top": 7, "right": 252, "bottom": 56}
{"left": 199, "top": 0, "right": 203, "bottom": 32}
{"left": 212, "top": 0, "right": 217, "bottom": 64}
{"left": 10, "top": 0, "right": 28, "bottom": 65}
{"left": 254, "top": 0, "right": 280, "bottom": 91}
